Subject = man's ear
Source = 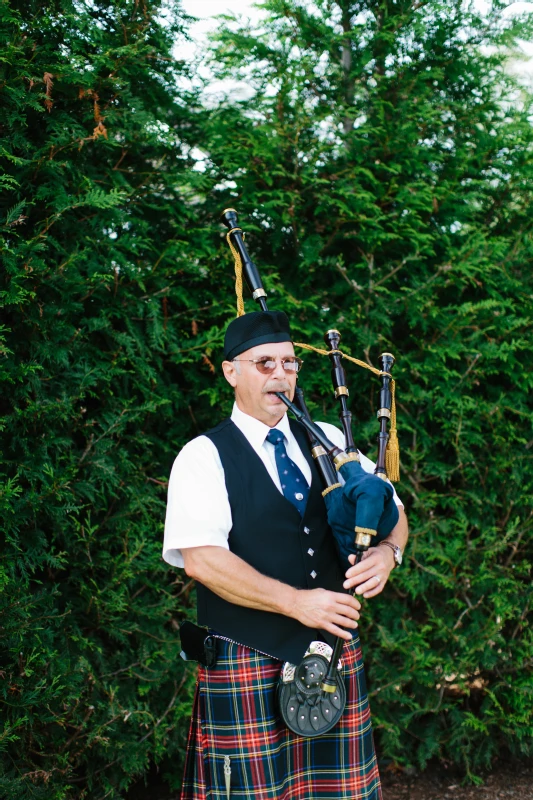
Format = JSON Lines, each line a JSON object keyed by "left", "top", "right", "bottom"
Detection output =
{"left": 222, "top": 360, "right": 238, "bottom": 387}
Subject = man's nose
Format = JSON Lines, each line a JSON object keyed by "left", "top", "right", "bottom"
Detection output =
{"left": 271, "top": 359, "right": 287, "bottom": 378}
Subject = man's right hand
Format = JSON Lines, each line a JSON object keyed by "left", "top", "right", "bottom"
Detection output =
{"left": 182, "top": 547, "right": 360, "bottom": 640}
{"left": 291, "top": 588, "right": 361, "bottom": 640}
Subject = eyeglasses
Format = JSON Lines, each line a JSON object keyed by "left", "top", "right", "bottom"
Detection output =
{"left": 232, "top": 356, "right": 304, "bottom": 374}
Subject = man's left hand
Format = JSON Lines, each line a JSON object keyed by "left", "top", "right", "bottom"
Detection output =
{"left": 342, "top": 546, "right": 395, "bottom": 598}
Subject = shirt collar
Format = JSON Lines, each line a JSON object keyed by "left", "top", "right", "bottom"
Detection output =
{"left": 231, "top": 402, "right": 293, "bottom": 454}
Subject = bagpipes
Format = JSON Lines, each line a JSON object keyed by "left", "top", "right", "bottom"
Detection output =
{"left": 222, "top": 209, "right": 400, "bottom": 737}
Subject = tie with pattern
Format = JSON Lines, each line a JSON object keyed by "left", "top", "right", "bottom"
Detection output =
{"left": 266, "top": 428, "right": 310, "bottom": 515}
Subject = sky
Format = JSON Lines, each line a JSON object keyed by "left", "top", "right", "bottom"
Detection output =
{"left": 175, "top": 0, "right": 265, "bottom": 102}
{"left": 178, "top": 0, "right": 263, "bottom": 63}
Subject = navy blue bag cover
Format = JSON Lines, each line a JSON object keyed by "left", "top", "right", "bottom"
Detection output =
{"left": 323, "top": 460, "right": 399, "bottom": 569}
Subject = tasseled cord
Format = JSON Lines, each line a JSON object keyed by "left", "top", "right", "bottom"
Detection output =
{"left": 386, "top": 380, "right": 400, "bottom": 482}
{"left": 295, "top": 342, "right": 401, "bottom": 482}
{"left": 226, "top": 229, "right": 245, "bottom": 317}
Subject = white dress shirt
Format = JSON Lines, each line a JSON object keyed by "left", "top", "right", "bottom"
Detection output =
{"left": 163, "top": 403, "right": 403, "bottom": 568}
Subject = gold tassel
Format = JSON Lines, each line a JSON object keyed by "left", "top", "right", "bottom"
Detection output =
{"left": 385, "top": 379, "right": 400, "bottom": 482}
{"left": 226, "top": 229, "right": 245, "bottom": 317}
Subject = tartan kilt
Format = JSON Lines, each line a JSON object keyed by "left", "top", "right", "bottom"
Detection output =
{"left": 180, "top": 635, "right": 382, "bottom": 800}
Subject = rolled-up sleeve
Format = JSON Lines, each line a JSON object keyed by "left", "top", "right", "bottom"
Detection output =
{"left": 162, "top": 436, "right": 232, "bottom": 568}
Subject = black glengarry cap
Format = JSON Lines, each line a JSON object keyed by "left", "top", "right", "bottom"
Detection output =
{"left": 224, "top": 311, "right": 292, "bottom": 361}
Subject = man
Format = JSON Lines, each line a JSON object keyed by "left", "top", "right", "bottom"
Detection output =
{"left": 163, "top": 310, "right": 408, "bottom": 800}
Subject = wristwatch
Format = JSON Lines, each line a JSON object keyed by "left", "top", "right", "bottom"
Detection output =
{"left": 378, "top": 541, "right": 403, "bottom": 568}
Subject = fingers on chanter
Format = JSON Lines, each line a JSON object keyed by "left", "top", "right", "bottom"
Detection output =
{"left": 363, "top": 587, "right": 382, "bottom": 599}
{"left": 328, "top": 623, "right": 354, "bottom": 640}
{"left": 333, "top": 613, "right": 358, "bottom": 629}
{"left": 337, "top": 591, "right": 361, "bottom": 608}
{"left": 352, "top": 565, "right": 378, "bottom": 584}
{"left": 363, "top": 580, "right": 385, "bottom": 599}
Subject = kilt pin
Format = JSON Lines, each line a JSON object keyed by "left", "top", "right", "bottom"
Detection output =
{"left": 180, "top": 635, "right": 382, "bottom": 800}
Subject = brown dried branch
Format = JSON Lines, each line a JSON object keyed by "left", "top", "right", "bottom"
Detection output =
{"left": 43, "top": 72, "right": 54, "bottom": 112}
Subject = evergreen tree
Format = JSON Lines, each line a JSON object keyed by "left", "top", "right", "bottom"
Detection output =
{"left": 3, "top": 0, "right": 533, "bottom": 794}
{"left": 197, "top": 0, "right": 533, "bottom": 777}
{"left": 0, "top": 1, "right": 223, "bottom": 797}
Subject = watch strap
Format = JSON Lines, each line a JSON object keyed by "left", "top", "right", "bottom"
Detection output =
{"left": 378, "top": 540, "right": 401, "bottom": 567}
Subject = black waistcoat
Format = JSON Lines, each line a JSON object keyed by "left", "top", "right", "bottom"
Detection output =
{"left": 197, "top": 417, "right": 345, "bottom": 664}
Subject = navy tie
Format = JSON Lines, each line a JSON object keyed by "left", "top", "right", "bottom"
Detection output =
{"left": 266, "top": 428, "right": 310, "bottom": 515}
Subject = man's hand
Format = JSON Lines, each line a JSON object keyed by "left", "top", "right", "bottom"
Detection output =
{"left": 342, "top": 546, "right": 396, "bottom": 599}
{"left": 291, "top": 588, "right": 361, "bottom": 640}
{"left": 183, "top": 546, "right": 360, "bottom": 637}
{"left": 342, "top": 508, "right": 408, "bottom": 599}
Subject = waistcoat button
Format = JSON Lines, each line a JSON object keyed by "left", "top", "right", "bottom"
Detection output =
{"left": 303, "top": 526, "right": 311, "bottom": 534}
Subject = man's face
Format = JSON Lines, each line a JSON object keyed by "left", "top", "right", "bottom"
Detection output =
{"left": 222, "top": 342, "right": 298, "bottom": 426}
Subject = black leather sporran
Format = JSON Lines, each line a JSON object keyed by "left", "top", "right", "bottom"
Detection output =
{"left": 277, "top": 641, "right": 346, "bottom": 737}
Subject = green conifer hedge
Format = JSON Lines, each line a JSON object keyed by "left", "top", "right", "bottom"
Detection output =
{"left": 0, "top": 1, "right": 219, "bottom": 797}
{"left": 202, "top": 0, "right": 533, "bottom": 779}
{"left": 1, "top": 0, "right": 533, "bottom": 797}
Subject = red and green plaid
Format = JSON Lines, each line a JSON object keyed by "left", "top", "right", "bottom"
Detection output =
{"left": 180, "top": 635, "right": 382, "bottom": 799}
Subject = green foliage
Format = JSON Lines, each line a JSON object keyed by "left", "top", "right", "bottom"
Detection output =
{"left": 199, "top": 0, "right": 533, "bottom": 780}
{"left": 1, "top": 0, "right": 533, "bottom": 796}
{"left": 0, "top": 1, "right": 219, "bottom": 797}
